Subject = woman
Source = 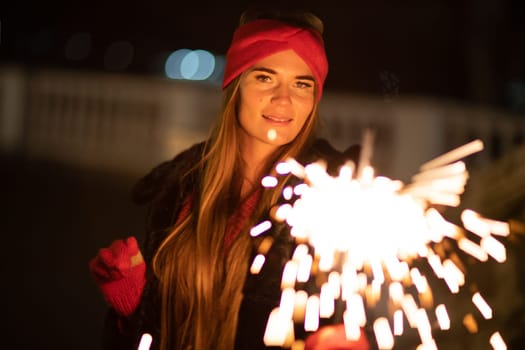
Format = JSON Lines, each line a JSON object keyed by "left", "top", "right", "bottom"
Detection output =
{"left": 90, "top": 8, "right": 370, "bottom": 350}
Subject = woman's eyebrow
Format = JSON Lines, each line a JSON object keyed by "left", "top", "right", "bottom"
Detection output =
{"left": 250, "top": 67, "right": 315, "bottom": 82}
{"left": 250, "top": 67, "right": 276, "bottom": 74}
{"left": 296, "top": 75, "right": 315, "bottom": 82}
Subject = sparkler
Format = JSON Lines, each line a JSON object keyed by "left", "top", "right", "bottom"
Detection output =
{"left": 253, "top": 133, "right": 510, "bottom": 350}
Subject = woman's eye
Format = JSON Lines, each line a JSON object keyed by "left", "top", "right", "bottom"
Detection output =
{"left": 255, "top": 74, "right": 271, "bottom": 82}
{"left": 296, "top": 81, "right": 313, "bottom": 89}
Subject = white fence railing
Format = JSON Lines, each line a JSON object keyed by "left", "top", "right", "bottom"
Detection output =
{"left": 1, "top": 65, "right": 524, "bottom": 181}
{"left": 1, "top": 66, "right": 220, "bottom": 175}
{"left": 320, "top": 93, "right": 525, "bottom": 181}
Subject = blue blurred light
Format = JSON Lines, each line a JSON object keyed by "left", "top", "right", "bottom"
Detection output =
{"left": 166, "top": 49, "right": 217, "bottom": 81}
{"left": 180, "top": 51, "right": 199, "bottom": 79}
{"left": 190, "top": 50, "right": 216, "bottom": 80}
{"left": 207, "top": 55, "right": 225, "bottom": 86}
{"left": 165, "top": 49, "right": 191, "bottom": 79}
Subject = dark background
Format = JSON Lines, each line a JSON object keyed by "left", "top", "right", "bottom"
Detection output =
{"left": 1, "top": 1, "right": 524, "bottom": 349}
{"left": 2, "top": 0, "right": 524, "bottom": 109}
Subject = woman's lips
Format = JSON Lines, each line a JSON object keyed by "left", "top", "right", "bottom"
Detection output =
{"left": 263, "top": 114, "right": 292, "bottom": 124}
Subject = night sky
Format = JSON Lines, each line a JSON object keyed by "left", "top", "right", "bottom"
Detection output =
{"left": 2, "top": 0, "right": 524, "bottom": 109}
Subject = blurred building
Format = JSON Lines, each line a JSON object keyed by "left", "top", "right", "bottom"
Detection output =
{"left": 1, "top": 64, "right": 524, "bottom": 182}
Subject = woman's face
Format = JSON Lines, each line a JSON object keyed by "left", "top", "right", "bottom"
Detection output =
{"left": 237, "top": 49, "right": 316, "bottom": 157}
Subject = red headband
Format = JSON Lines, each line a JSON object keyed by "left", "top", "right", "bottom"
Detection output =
{"left": 222, "top": 19, "right": 328, "bottom": 100}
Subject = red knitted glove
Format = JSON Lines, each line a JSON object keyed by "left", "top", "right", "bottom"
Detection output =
{"left": 305, "top": 325, "right": 370, "bottom": 350}
{"left": 89, "top": 236, "right": 146, "bottom": 317}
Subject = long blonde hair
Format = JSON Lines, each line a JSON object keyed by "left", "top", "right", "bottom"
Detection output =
{"left": 152, "top": 10, "right": 324, "bottom": 350}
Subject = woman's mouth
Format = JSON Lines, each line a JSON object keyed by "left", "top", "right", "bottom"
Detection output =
{"left": 263, "top": 114, "right": 292, "bottom": 124}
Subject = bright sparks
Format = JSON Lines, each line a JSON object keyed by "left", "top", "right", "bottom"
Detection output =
{"left": 137, "top": 333, "right": 153, "bottom": 350}
{"left": 257, "top": 137, "right": 510, "bottom": 349}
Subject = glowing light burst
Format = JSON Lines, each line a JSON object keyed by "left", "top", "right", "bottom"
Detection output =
{"left": 253, "top": 137, "right": 510, "bottom": 350}
{"left": 137, "top": 333, "right": 153, "bottom": 350}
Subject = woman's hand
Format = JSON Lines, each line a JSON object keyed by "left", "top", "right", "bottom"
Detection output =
{"left": 89, "top": 236, "right": 146, "bottom": 316}
{"left": 305, "top": 324, "right": 370, "bottom": 350}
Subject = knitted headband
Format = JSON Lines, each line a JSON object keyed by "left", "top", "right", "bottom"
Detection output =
{"left": 222, "top": 19, "right": 328, "bottom": 100}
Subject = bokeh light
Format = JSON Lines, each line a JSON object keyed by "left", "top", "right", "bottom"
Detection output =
{"left": 180, "top": 49, "right": 215, "bottom": 80}
{"left": 165, "top": 49, "right": 192, "bottom": 79}
{"left": 165, "top": 48, "right": 223, "bottom": 84}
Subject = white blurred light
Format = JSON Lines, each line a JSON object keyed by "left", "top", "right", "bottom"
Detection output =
{"left": 393, "top": 310, "right": 404, "bottom": 335}
{"left": 250, "top": 254, "right": 266, "bottom": 274}
{"left": 261, "top": 176, "right": 278, "bottom": 188}
{"left": 264, "top": 307, "right": 291, "bottom": 346}
{"left": 250, "top": 220, "right": 272, "bottom": 237}
{"left": 304, "top": 295, "right": 320, "bottom": 331}
{"left": 374, "top": 317, "right": 394, "bottom": 350}
{"left": 138, "top": 333, "right": 153, "bottom": 350}
{"left": 490, "top": 332, "right": 507, "bottom": 350}
{"left": 435, "top": 304, "right": 450, "bottom": 330}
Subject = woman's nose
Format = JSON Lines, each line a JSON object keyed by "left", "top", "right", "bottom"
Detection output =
{"left": 271, "top": 84, "right": 292, "bottom": 104}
